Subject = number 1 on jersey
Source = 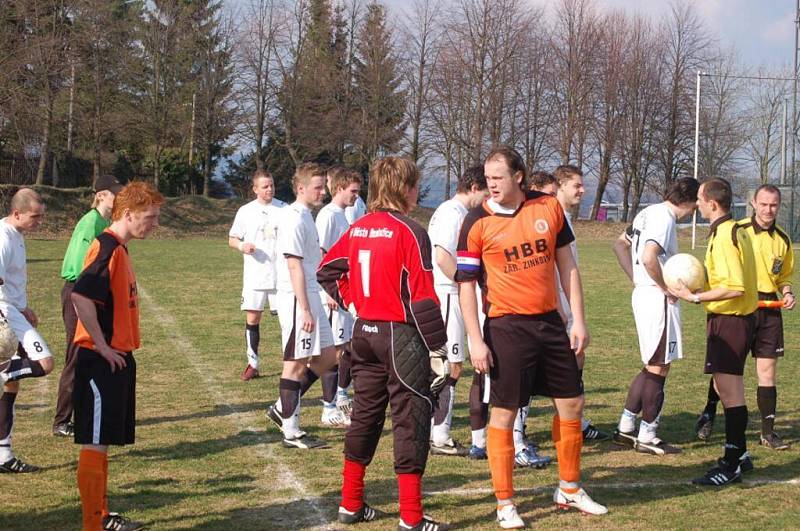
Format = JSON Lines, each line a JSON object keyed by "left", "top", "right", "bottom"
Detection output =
{"left": 358, "top": 249, "right": 371, "bottom": 297}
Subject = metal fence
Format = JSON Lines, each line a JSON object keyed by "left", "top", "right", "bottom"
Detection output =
{"left": 0, "top": 157, "right": 47, "bottom": 185}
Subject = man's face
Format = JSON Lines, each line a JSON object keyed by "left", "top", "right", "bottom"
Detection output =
{"left": 128, "top": 205, "right": 161, "bottom": 239}
{"left": 484, "top": 159, "right": 522, "bottom": 207}
{"left": 406, "top": 182, "right": 419, "bottom": 211}
{"left": 253, "top": 177, "right": 275, "bottom": 203}
{"left": 558, "top": 174, "right": 584, "bottom": 209}
{"left": 14, "top": 202, "right": 45, "bottom": 232}
{"left": 696, "top": 184, "right": 712, "bottom": 219}
{"left": 299, "top": 176, "right": 326, "bottom": 207}
{"left": 340, "top": 182, "right": 361, "bottom": 207}
{"left": 752, "top": 189, "right": 780, "bottom": 227}
{"left": 466, "top": 186, "right": 490, "bottom": 208}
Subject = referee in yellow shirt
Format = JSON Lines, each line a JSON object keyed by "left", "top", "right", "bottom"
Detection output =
{"left": 672, "top": 178, "right": 758, "bottom": 486}
{"left": 694, "top": 184, "right": 795, "bottom": 449}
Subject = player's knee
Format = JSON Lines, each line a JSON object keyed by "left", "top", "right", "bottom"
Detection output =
{"left": 489, "top": 407, "right": 516, "bottom": 428}
{"left": 3, "top": 380, "right": 20, "bottom": 393}
{"left": 449, "top": 362, "right": 462, "bottom": 380}
{"left": 39, "top": 356, "right": 54, "bottom": 375}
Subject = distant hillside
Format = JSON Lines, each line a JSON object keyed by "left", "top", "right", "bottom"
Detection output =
{"left": 0, "top": 185, "right": 244, "bottom": 239}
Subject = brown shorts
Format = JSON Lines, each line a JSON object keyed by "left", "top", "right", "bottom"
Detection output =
{"left": 484, "top": 311, "right": 582, "bottom": 409}
{"left": 752, "top": 295, "right": 784, "bottom": 359}
{"left": 704, "top": 313, "right": 755, "bottom": 376}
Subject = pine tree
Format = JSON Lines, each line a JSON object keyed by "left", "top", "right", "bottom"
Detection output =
{"left": 352, "top": 1, "right": 406, "bottom": 167}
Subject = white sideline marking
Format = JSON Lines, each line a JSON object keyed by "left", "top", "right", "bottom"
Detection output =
{"left": 425, "top": 476, "right": 800, "bottom": 496}
{"left": 139, "top": 287, "right": 331, "bottom": 530}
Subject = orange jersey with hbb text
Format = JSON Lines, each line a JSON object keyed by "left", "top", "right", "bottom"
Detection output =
{"left": 455, "top": 191, "right": 574, "bottom": 318}
{"left": 73, "top": 230, "right": 140, "bottom": 352}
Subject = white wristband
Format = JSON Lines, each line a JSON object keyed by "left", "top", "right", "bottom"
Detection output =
{"left": 238, "top": 241, "right": 245, "bottom": 252}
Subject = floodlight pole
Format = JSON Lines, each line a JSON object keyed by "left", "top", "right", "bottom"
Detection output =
{"left": 692, "top": 71, "right": 702, "bottom": 250}
{"left": 792, "top": 0, "right": 799, "bottom": 240}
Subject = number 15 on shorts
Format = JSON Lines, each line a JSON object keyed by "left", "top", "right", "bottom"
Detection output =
{"left": 296, "top": 327, "right": 321, "bottom": 358}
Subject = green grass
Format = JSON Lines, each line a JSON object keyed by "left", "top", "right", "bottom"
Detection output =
{"left": 2, "top": 236, "right": 799, "bottom": 530}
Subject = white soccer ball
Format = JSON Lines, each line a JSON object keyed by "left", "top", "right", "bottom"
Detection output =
{"left": 663, "top": 253, "right": 705, "bottom": 293}
{"left": 0, "top": 318, "right": 18, "bottom": 362}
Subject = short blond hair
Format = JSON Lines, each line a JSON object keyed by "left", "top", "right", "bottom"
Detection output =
{"left": 292, "top": 162, "right": 327, "bottom": 194}
{"left": 328, "top": 166, "right": 362, "bottom": 193}
{"left": 367, "top": 157, "right": 419, "bottom": 213}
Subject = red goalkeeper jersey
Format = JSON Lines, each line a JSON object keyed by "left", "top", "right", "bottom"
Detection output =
{"left": 317, "top": 210, "right": 446, "bottom": 350}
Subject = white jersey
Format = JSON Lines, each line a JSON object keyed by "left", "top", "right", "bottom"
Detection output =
{"left": 0, "top": 219, "right": 28, "bottom": 309}
{"left": 276, "top": 201, "right": 323, "bottom": 294}
{"left": 344, "top": 196, "right": 367, "bottom": 225}
{"left": 626, "top": 203, "right": 678, "bottom": 287}
{"left": 428, "top": 198, "right": 468, "bottom": 293}
{"left": 229, "top": 198, "right": 286, "bottom": 290}
{"left": 556, "top": 212, "right": 577, "bottom": 327}
{"left": 316, "top": 202, "right": 350, "bottom": 252}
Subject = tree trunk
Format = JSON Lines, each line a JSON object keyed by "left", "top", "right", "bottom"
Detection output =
{"left": 36, "top": 97, "right": 53, "bottom": 185}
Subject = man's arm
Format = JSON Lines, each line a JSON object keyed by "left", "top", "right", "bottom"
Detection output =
{"left": 435, "top": 246, "right": 457, "bottom": 281}
{"left": 459, "top": 280, "right": 492, "bottom": 374}
{"left": 287, "top": 256, "right": 314, "bottom": 332}
{"left": 228, "top": 236, "right": 255, "bottom": 255}
{"left": 71, "top": 292, "right": 127, "bottom": 371}
{"left": 612, "top": 232, "right": 633, "bottom": 282}
{"left": 556, "top": 245, "right": 589, "bottom": 354}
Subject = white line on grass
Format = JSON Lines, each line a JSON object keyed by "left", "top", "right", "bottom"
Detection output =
{"left": 138, "top": 286, "right": 332, "bottom": 530}
{"left": 425, "top": 476, "right": 800, "bottom": 497}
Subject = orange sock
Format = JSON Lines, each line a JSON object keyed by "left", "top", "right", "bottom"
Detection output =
{"left": 77, "top": 449, "right": 107, "bottom": 531}
{"left": 555, "top": 417, "right": 582, "bottom": 491}
{"left": 487, "top": 426, "right": 514, "bottom": 501}
{"left": 102, "top": 453, "right": 109, "bottom": 518}
{"left": 551, "top": 415, "right": 561, "bottom": 444}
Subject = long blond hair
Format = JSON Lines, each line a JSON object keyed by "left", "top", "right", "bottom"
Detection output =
{"left": 367, "top": 157, "right": 419, "bottom": 213}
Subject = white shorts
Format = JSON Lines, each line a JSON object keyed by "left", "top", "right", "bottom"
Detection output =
{"left": 632, "top": 285, "right": 683, "bottom": 365}
{"left": 276, "top": 291, "right": 334, "bottom": 360}
{"left": 0, "top": 303, "right": 52, "bottom": 361}
{"left": 320, "top": 292, "right": 353, "bottom": 346}
{"left": 437, "top": 290, "right": 465, "bottom": 363}
{"left": 241, "top": 288, "right": 277, "bottom": 312}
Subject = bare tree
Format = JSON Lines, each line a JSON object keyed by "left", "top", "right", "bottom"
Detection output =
{"left": 236, "top": 0, "right": 282, "bottom": 169}
{"left": 744, "top": 68, "right": 789, "bottom": 183}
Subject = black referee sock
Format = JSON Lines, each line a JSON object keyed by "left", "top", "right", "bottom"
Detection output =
{"left": 704, "top": 377, "right": 719, "bottom": 420}
{"left": 756, "top": 386, "right": 777, "bottom": 436}
{"left": 245, "top": 324, "right": 260, "bottom": 356}
{"left": 299, "top": 368, "right": 319, "bottom": 397}
{"left": 321, "top": 366, "right": 338, "bottom": 403}
{"left": 641, "top": 372, "right": 666, "bottom": 424}
{"left": 0, "top": 392, "right": 16, "bottom": 441}
{"left": 433, "top": 376, "right": 458, "bottom": 422}
{"left": 338, "top": 350, "right": 352, "bottom": 389}
{"left": 723, "top": 405, "right": 748, "bottom": 466}
{"left": 623, "top": 369, "right": 648, "bottom": 414}
{"left": 278, "top": 379, "right": 301, "bottom": 419}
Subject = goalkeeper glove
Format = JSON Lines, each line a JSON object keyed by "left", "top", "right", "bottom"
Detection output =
{"left": 429, "top": 346, "right": 450, "bottom": 396}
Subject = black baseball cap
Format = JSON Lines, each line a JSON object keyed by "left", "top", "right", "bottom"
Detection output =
{"left": 94, "top": 175, "right": 124, "bottom": 194}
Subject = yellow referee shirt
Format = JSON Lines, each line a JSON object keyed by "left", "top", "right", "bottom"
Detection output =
{"left": 737, "top": 216, "right": 794, "bottom": 296}
{"left": 704, "top": 214, "right": 758, "bottom": 316}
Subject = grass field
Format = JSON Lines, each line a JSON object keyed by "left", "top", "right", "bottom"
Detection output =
{"left": 2, "top": 235, "right": 799, "bottom": 530}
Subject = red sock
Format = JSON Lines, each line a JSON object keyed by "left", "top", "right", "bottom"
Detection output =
{"left": 397, "top": 472, "right": 423, "bottom": 526}
{"left": 556, "top": 417, "right": 582, "bottom": 489}
{"left": 341, "top": 459, "right": 366, "bottom": 512}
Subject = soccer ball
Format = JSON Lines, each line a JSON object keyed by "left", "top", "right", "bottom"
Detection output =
{"left": 663, "top": 253, "right": 705, "bottom": 293}
{"left": 0, "top": 318, "right": 18, "bottom": 362}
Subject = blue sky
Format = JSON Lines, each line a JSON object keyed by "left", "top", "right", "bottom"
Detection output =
{"left": 383, "top": 0, "right": 797, "bottom": 70}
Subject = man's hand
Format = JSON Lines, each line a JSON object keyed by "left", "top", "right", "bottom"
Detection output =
{"left": 299, "top": 308, "right": 315, "bottom": 333}
{"left": 668, "top": 280, "right": 694, "bottom": 302}
{"left": 241, "top": 242, "right": 256, "bottom": 255}
{"left": 21, "top": 308, "right": 38, "bottom": 327}
{"left": 783, "top": 291, "right": 796, "bottom": 310}
{"left": 98, "top": 344, "right": 128, "bottom": 373}
{"left": 325, "top": 294, "right": 338, "bottom": 311}
{"left": 429, "top": 346, "right": 450, "bottom": 395}
{"left": 570, "top": 320, "right": 590, "bottom": 356}
{"left": 469, "top": 339, "right": 494, "bottom": 375}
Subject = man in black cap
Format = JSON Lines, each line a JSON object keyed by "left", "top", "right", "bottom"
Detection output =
{"left": 52, "top": 175, "right": 123, "bottom": 437}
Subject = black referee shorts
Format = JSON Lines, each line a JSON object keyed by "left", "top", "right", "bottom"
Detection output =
{"left": 73, "top": 347, "right": 136, "bottom": 446}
